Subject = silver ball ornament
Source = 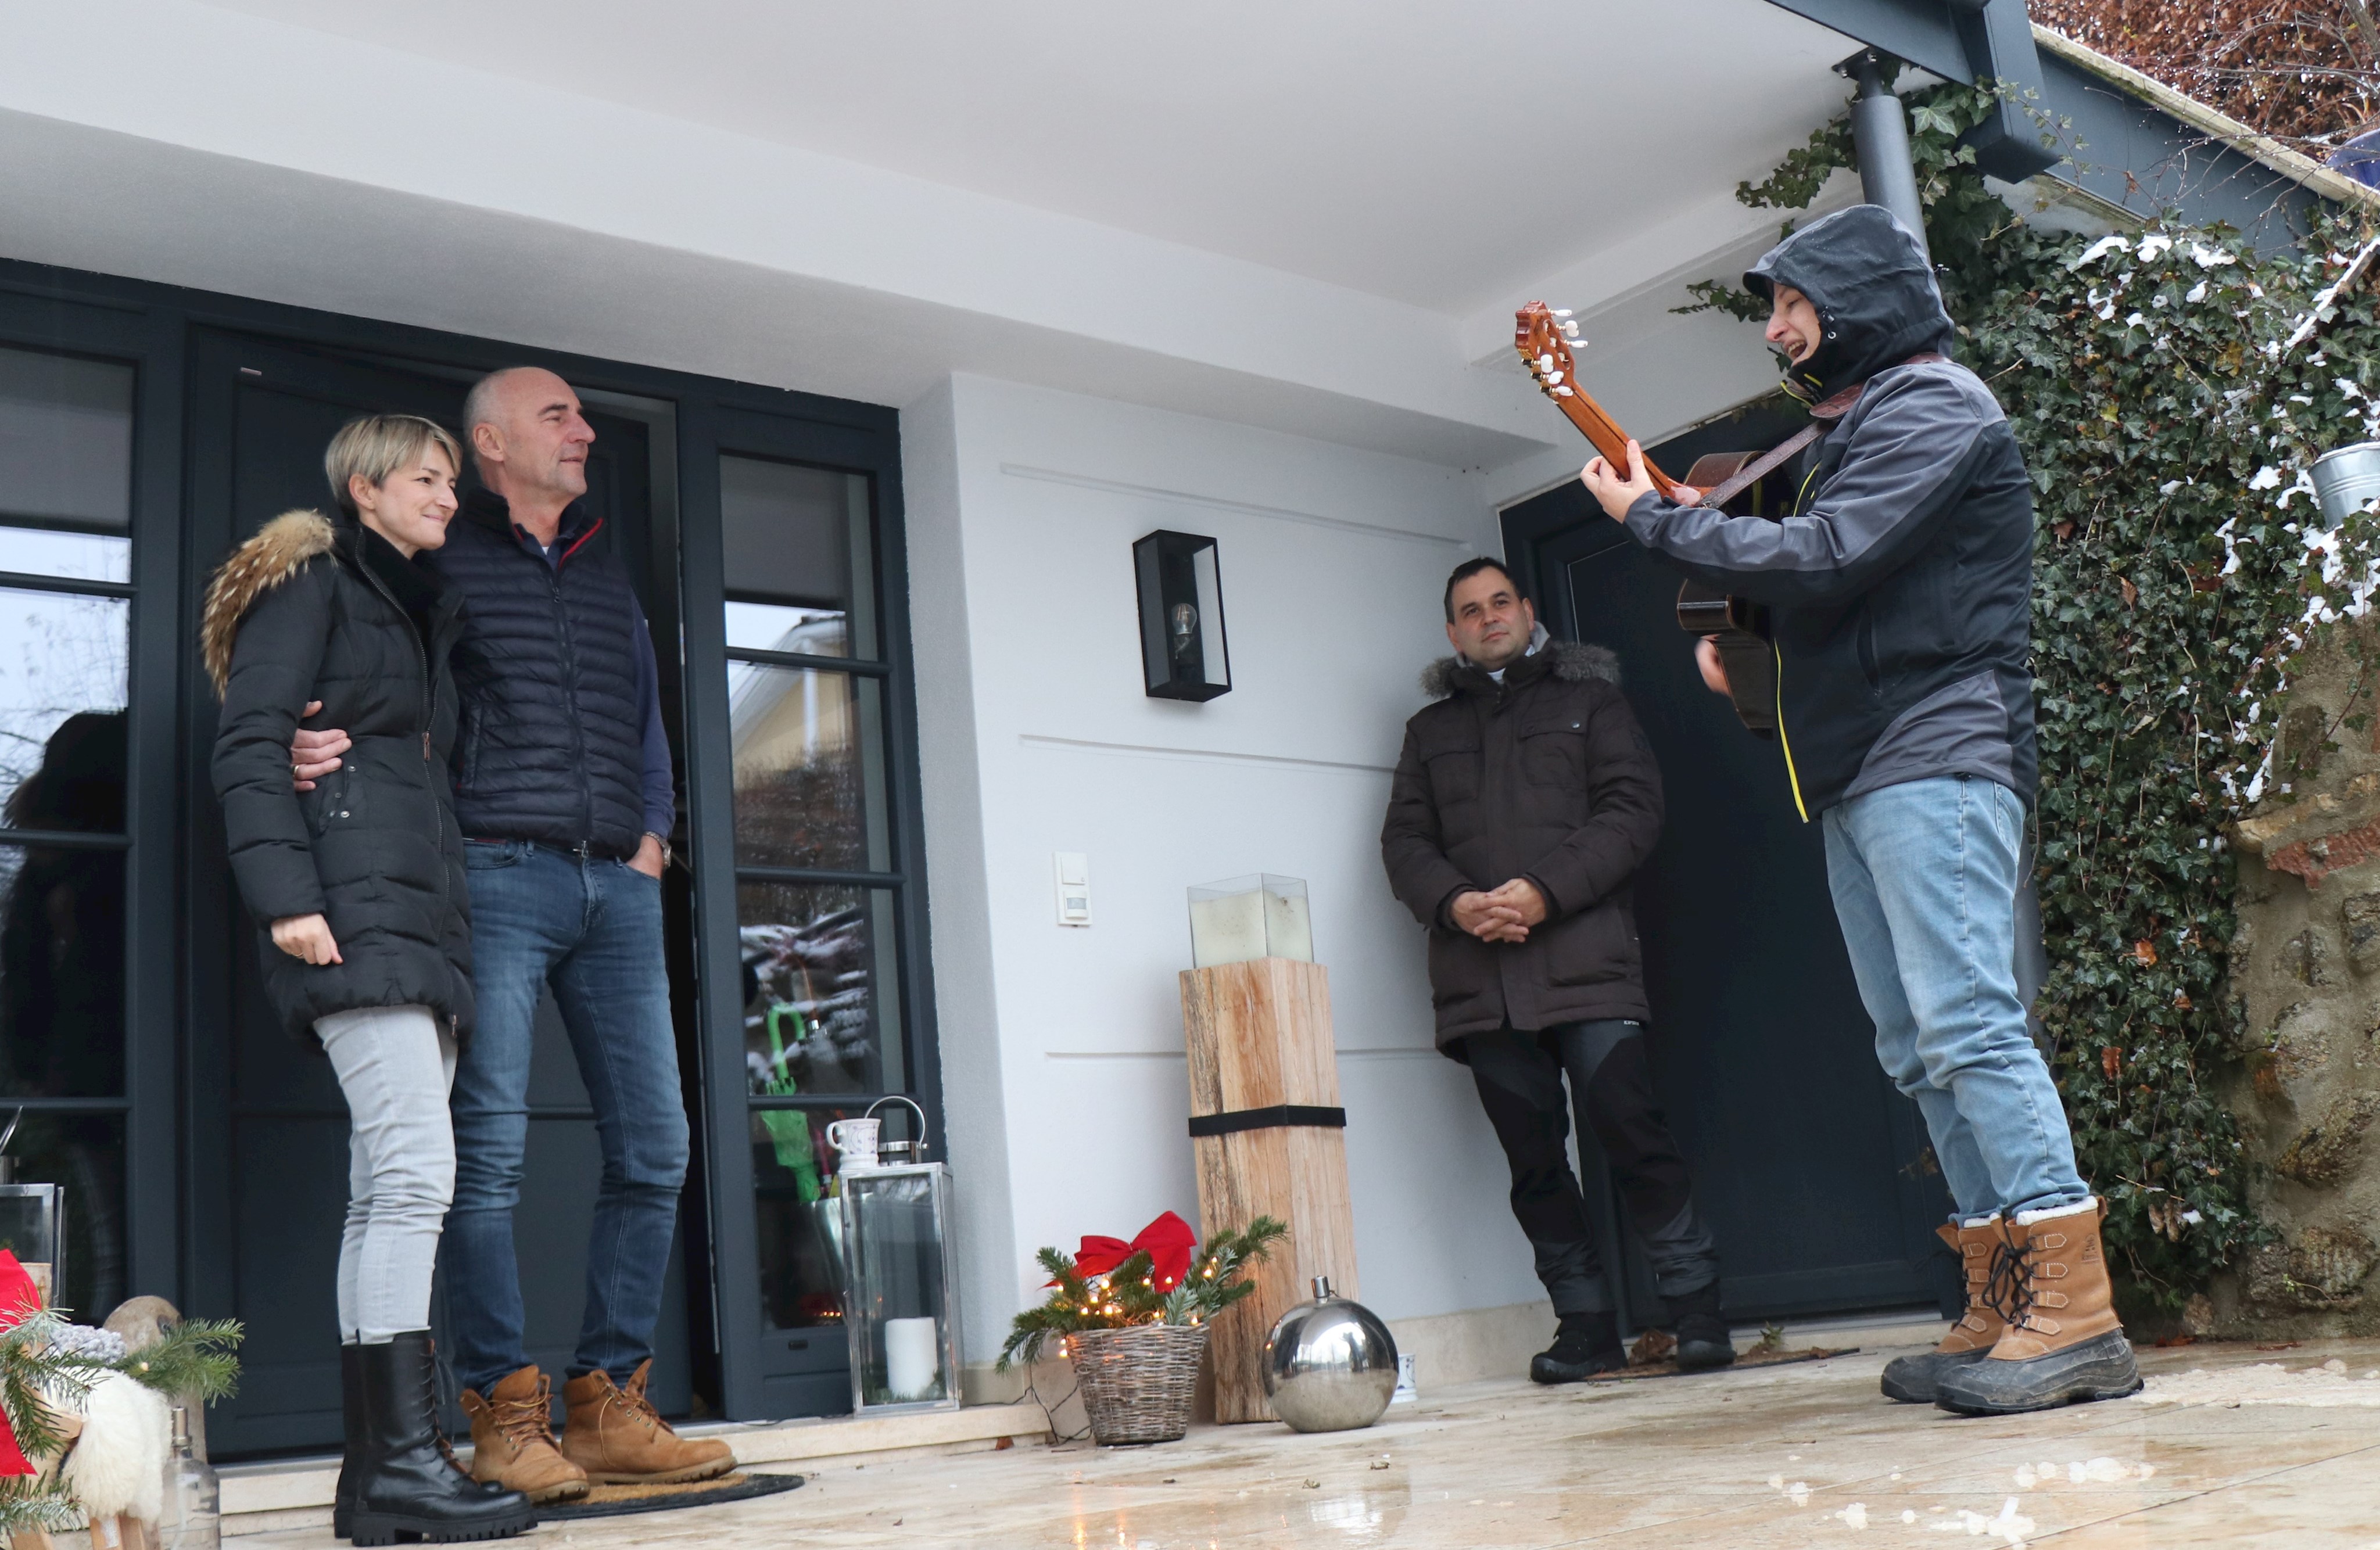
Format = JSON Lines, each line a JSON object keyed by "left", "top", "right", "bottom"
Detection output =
{"left": 1261, "top": 1275, "right": 1398, "bottom": 1433}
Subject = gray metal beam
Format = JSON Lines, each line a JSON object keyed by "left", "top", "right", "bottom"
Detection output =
{"left": 1765, "top": 0, "right": 2059, "bottom": 182}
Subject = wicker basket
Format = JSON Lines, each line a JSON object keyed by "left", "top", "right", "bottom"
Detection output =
{"left": 1069, "top": 1323, "right": 1209, "bottom": 1445}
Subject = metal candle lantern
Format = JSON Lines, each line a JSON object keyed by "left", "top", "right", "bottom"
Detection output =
{"left": 1261, "top": 1276, "right": 1397, "bottom": 1433}
{"left": 838, "top": 1097, "right": 962, "bottom": 1414}
{"left": 0, "top": 1112, "right": 62, "bottom": 1308}
{"left": 1133, "top": 530, "right": 1231, "bottom": 701}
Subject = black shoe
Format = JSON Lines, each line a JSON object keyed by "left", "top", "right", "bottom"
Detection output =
{"left": 349, "top": 1333, "right": 537, "bottom": 1546}
{"left": 1931, "top": 1329, "right": 2143, "bottom": 1416}
{"left": 335, "top": 1343, "right": 361, "bottom": 1540}
{"left": 1668, "top": 1285, "right": 1736, "bottom": 1372}
{"left": 1879, "top": 1346, "right": 1992, "bottom": 1404}
{"left": 1530, "top": 1312, "right": 1626, "bottom": 1384}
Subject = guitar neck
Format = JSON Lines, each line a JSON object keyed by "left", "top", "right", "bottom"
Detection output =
{"left": 1549, "top": 385, "right": 1687, "bottom": 501}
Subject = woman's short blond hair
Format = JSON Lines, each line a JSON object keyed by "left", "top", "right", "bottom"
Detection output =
{"left": 324, "top": 414, "right": 463, "bottom": 514}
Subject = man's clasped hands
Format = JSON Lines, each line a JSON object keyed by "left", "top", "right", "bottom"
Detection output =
{"left": 1450, "top": 877, "right": 1549, "bottom": 943}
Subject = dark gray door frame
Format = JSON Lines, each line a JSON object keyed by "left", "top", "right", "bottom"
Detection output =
{"left": 0, "top": 253, "right": 940, "bottom": 1441}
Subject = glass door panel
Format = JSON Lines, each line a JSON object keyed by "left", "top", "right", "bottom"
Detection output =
{"left": 727, "top": 667, "right": 891, "bottom": 871}
{"left": 716, "top": 451, "right": 913, "bottom": 1391}
{"left": 0, "top": 343, "right": 137, "bottom": 1329}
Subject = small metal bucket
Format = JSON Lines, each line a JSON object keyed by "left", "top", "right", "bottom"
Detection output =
{"left": 2313, "top": 442, "right": 2380, "bottom": 525}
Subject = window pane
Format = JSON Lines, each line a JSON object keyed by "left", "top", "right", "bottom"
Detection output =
{"left": 0, "top": 589, "right": 129, "bottom": 827}
{"left": 725, "top": 600, "right": 846, "bottom": 659}
{"left": 719, "top": 457, "right": 876, "bottom": 658}
{"left": 751, "top": 1105, "right": 863, "bottom": 1332}
{"left": 729, "top": 666, "right": 890, "bottom": 871}
{"left": 741, "top": 883, "right": 904, "bottom": 1097}
{"left": 0, "top": 347, "right": 134, "bottom": 534}
{"left": 0, "top": 845, "right": 124, "bottom": 1097}
{"left": 0, "top": 526, "right": 130, "bottom": 587}
{"left": 0, "top": 1112, "right": 126, "bottom": 1325}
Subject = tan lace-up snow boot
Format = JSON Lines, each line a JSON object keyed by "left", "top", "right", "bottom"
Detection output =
{"left": 561, "top": 1361, "right": 735, "bottom": 1486}
{"left": 1934, "top": 1198, "right": 2142, "bottom": 1416}
{"left": 461, "top": 1366, "right": 589, "bottom": 1505}
{"left": 1880, "top": 1217, "right": 2007, "bottom": 1403}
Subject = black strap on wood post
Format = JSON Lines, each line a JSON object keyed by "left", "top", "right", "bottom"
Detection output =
{"left": 1187, "top": 1105, "right": 1346, "bottom": 1138}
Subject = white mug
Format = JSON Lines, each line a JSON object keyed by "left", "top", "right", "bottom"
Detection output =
{"left": 826, "top": 1117, "right": 880, "bottom": 1172}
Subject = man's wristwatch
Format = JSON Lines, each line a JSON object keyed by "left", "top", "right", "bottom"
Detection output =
{"left": 644, "top": 832, "right": 672, "bottom": 869}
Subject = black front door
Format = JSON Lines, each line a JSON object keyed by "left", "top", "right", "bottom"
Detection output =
{"left": 1503, "top": 420, "right": 1959, "bottom": 1330}
{"left": 184, "top": 332, "right": 695, "bottom": 1455}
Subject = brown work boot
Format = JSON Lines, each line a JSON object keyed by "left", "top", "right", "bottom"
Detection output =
{"left": 461, "top": 1366, "right": 589, "bottom": 1505}
{"left": 561, "top": 1361, "right": 734, "bottom": 1485}
{"left": 1934, "top": 1198, "right": 2142, "bottom": 1416}
{"left": 1879, "top": 1217, "right": 2007, "bottom": 1403}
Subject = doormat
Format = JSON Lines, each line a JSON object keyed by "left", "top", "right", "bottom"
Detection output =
{"left": 539, "top": 1470, "right": 806, "bottom": 1520}
{"left": 1585, "top": 1334, "right": 1859, "bottom": 1383}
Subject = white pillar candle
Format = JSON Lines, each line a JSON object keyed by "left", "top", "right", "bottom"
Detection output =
{"left": 884, "top": 1315, "right": 940, "bottom": 1400}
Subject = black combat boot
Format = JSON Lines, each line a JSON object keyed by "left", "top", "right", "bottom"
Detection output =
{"left": 348, "top": 1332, "right": 536, "bottom": 1546}
{"left": 1530, "top": 1311, "right": 1626, "bottom": 1383}
{"left": 1669, "top": 1284, "right": 1737, "bottom": 1372}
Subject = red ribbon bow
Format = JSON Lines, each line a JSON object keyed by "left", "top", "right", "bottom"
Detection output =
{"left": 1068, "top": 1211, "right": 1198, "bottom": 1293}
{"left": 0, "top": 1251, "right": 44, "bottom": 1474}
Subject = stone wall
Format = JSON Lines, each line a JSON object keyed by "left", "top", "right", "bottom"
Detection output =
{"left": 2221, "top": 626, "right": 2380, "bottom": 1336}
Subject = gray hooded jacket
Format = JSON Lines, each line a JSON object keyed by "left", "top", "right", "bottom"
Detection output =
{"left": 1621, "top": 204, "right": 2037, "bottom": 819}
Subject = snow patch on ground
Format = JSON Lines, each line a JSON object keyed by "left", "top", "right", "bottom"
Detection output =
{"left": 2139, "top": 1359, "right": 2380, "bottom": 1408}
{"left": 2013, "top": 1458, "right": 2155, "bottom": 1488}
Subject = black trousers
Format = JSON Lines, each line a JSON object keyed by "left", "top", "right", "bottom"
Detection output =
{"left": 1466, "top": 1020, "right": 1719, "bottom": 1316}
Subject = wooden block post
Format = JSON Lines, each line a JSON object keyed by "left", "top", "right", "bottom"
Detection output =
{"left": 1180, "top": 957, "right": 1359, "bottom": 1423}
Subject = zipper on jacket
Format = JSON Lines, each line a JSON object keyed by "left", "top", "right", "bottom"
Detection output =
{"left": 352, "top": 541, "right": 451, "bottom": 919}
{"left": 1772, "top": 461, "right": 1823, "bottom": 824}
{"left": 548, "top": 559, "right": 594, "bottom": 848}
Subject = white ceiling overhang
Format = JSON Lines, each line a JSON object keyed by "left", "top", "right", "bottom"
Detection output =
{"left": 0, "top": 0, "right": 1884, "bottom": 471}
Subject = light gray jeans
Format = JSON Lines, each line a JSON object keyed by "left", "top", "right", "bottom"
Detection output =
{"left": 316, "top": 1005, "right": 458, "bottom": 1344}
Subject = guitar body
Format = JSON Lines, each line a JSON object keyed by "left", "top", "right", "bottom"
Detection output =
{"left": 1673, "top": 451, "right": 1780, "bottom": 738}
{"left": 1675, "top": 582, "right": 1778, "bottom": 737}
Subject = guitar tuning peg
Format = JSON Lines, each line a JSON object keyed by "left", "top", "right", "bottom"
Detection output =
{"left": 1552, "top": 308, "right": 1574, "bottom": 318}
{"left": 1554, "top": 386, "right": 1575, "bottom": 397}
{"left": 1546, "top": 371, "right": 1563, "bottom": 386}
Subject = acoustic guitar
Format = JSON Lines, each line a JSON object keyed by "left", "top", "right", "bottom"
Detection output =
{"left": 1512, "top": 301, "right": 1822, "bottom": 737}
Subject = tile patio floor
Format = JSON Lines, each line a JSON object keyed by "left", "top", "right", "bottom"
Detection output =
{"left": 241, "top": 1328, "right": 2380, "bottom": 1548}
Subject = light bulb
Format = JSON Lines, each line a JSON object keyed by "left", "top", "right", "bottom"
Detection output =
{"left": 1169, "top": 600, "right": 1198, "bottom": 659}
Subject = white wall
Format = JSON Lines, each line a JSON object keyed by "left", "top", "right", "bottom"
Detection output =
{"left": 904, "top": 375, "right": 1554, "bottom": 1364}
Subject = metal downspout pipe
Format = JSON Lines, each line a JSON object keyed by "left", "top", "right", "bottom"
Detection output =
{"left": 1844, "top": 48, "right": 1931, "bottom": 261}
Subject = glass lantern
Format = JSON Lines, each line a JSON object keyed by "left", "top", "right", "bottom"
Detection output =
{"left": 0, "top": 1113, "right": 62, "bottom": 1308}
{"left": 1187, "top": 874, "right": 1314, "bottom": 968}
{"left": 838, "top": 1099, "right": 961, "bottom": 1414}
{"left": 1133, "top": 529, "right": 1231, "bottom": 701}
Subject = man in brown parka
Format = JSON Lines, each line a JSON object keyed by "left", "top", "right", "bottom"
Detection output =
{"left": 1382, "top": 557, "right": 1731, "bottom": 1380}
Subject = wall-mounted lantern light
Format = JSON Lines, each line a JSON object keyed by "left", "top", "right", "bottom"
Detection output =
{"left": 1133, "top": 529, "right": 1231, "bottom": 701}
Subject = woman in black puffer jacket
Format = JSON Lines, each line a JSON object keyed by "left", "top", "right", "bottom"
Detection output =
{"left": 205, "top": 414, "right": 530, "bottom": 1547}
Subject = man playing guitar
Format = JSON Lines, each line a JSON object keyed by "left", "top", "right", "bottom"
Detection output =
{"left": 1578, "top": 204, "right": 2138, "bottom": 1417}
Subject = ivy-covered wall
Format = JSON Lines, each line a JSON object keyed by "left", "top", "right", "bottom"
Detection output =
{"left": 1696, "top": 78, "right": 2380, "bottom": 1326}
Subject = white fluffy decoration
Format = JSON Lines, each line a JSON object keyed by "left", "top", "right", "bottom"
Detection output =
{"left": 61, "top": 1371, "right": 169, "bottom": 1521}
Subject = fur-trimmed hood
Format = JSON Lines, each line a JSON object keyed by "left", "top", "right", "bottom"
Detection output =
{"left": 1420, "top": 638, "right": 1620, "bottom": 699}
{"left": 201, "top": 510, "right": 335, "bottom": 697}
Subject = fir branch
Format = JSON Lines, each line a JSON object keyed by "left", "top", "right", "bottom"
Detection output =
{"left": 0, "top": 1313, "right": 107, "bottom": 1462}
{"left": 998, "top": 1218, "right": 1293, "bottom": 1369}
{"left": 116, "top": 1319, "right": 244, "bottom": 1403}
{"left": 0, "top": 1477, "right": 89, "bottom": 1537}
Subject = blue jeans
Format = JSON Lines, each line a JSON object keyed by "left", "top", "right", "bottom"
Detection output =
{"left": 1821, "top": 776, "right": 2088, "bottom": 1222}
{"left": 446, "top": 841, "right": 690, "bottom": 1396}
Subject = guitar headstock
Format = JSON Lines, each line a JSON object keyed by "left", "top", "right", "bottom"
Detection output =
{"left": 1514, "top": 301, "right": 1585, "bottom": 402}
